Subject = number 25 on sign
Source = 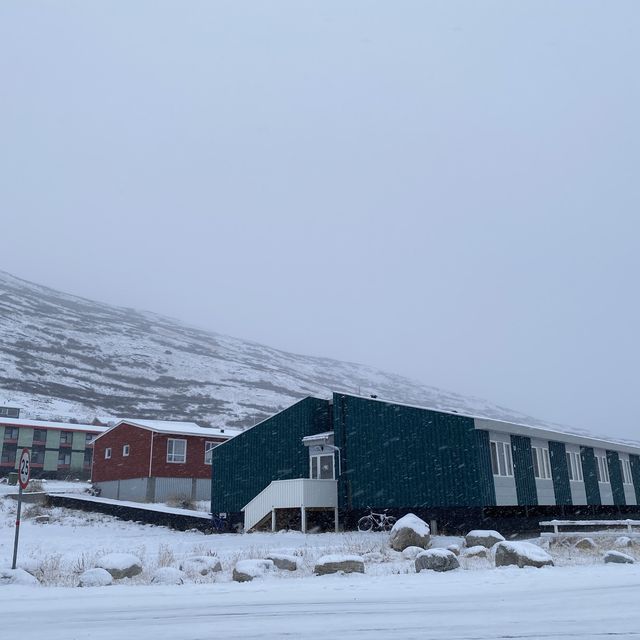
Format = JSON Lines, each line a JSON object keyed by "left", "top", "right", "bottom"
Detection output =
{"left": 12, "top": 448, "right": 31, "bottom": 570}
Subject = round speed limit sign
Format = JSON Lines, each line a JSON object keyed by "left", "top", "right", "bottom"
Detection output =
{"left": 18, "top": 449, "right": 31, "bottom": 490}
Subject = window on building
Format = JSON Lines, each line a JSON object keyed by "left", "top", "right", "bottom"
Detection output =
{"left": 310, "top": 453, "right": 335, "bottom": 480}
{"left": 123, "top": 444, "right": 130, "bottom": 457}
{"left": 31, "top": 447, "right": 45, "bottom": 464}
{"left": 531, "top": 447, "right": 552, "bottom": 479}
{"left": 566, "top": 451, "right": 583, "bottom": 482}
{"left": 105, "top": 448, "right": 112, "bottom": 459}
{"left": 3, "top": 427, "right": 18, "bottom": 441}
{"left": 596, "top": 456, "right": 610, "bottom": 483}
{"left": 167, "top": 438, "right": 187, "bottom": 463}
{"left": 86, "top": 433, "right": 94, "bottom": 443}
{"left": 59, "top": 431, "right": 72, "bottom": 445}
{"left": 33, "top": 429, "right": 47, "bottom": 443}
{"left": 1, "top": 444, "right": 17, "bottom": 464}
{"left": 204, "top": 441, "right": 218, "bottom": 465}
{"left": 58, "top": 451, "right": 71, "bottom": 466}
{"left": 490, "top": 441, "right": 513, "bottom": 477}
{"left": 621, "top": 458, "right": 633, "bottom": 485}
{"left": 84, "top": 449, "right": 93, "bottom": 466}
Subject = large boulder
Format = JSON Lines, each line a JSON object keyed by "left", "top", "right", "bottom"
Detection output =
{"left": 574, "top": 538, "right": 598, "bottom": 551}
{"left": 604, "top": 550, "right": 634, "bottom": 564}
{"left": 415, "top": 549, "right": 459, "bottom": 573}
{"left": 151, "top": 567, "right": 186, "bottom": 585}
{"left": 0, "top": 568, "right": 39, "bottom": 586}
{"left": 465, "top": 530, "right": 505, "bottom": 549}
{"left": 233, "top": 559, "right": 274, "bottom": 582}
{"left": 389, "top": 514, "right": 430, "bottom": 552}
{"left": 463, "top": 545, "right": 488, "bottom": 559}
{"left": 314, "top": 554, "right": 365, "bottom": 575}
{"left": 96, "top": 553, "right": 143, "bottom": 579}
{"left": 180, "top": 556, "right": 222, "bottom": 575}
{"left": 493, "top": 541, "right": 554, "bottom": 568}
{"left": 78, "top": 568, "right": 113, "bottom": 587}
{"left": 614, "top": 537, "right": 633, "bottom": 548}
{"left": 446, "top": 544, "right": 461, "bottom": 556}
{"left": 266, "top": 554, "right": 298, "bottom": 571}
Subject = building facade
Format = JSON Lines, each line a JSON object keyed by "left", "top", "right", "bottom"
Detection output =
{"left": 211, "top": 393, "right": 640, "bottom": 533}
{"left": 92, "top": 419, "right": 239, "bottom": 503}
{"left": 0, "top": 418, "right": 106, "bottom": 479}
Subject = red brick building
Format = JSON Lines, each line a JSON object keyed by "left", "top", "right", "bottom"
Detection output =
{"left": 91, "top": 419, "right": 240, "bottom": 502}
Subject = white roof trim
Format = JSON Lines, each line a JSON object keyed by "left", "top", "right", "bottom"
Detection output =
{"left": 91, "top": 419, "right": 241, "bottom": 441}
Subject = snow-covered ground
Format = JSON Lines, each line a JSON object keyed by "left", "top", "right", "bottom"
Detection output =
{"left": 1, "top": 494, "right": 640, "bottom": 638}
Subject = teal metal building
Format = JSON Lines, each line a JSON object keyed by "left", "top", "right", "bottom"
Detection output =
{"left": 211, "top": 393, "right": 640, "bottom": 532}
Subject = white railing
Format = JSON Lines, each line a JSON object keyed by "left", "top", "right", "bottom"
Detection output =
{"left": 242, "top": 478, "right": 337, "bottom": 532}
{"left": 540, "top": 519, "right": 640, "bottom": 535}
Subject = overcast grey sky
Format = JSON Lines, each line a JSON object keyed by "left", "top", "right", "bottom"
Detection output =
{"left": 1, "top": 1, "right": 639, "bottom": 438}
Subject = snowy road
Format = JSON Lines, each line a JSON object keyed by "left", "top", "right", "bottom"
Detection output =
{"left": 3, "top": 564, "right": 640, "bottom": 639}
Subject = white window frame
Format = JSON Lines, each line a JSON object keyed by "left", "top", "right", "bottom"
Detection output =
{"left": 621, "top": 458, "right": 633, "bottom": 485}
{"left": 309, "top": 452, "right": 335, "bottom": 480}
{"left": 566, "top": 451, "right": 583, "bottom": 482}
{"left": 490, "top": 440, "right": 513, "bottom": 477}
{"left": 167, "top": 438, "right": 187, "bottom": 464}
{"left": 104, "top": 447, "right": 112, "bottom": 460}
{"left": 122, "top": 444, "right": 130, "bottom": 457}
{"left": 596, "top": 456, "right": 610, "bottom": 483}
{"left": 532, "top": 447, "right": 552, "bottom": 480}
{"left": 204, "top": 441, "right": 217, "bottom": 465}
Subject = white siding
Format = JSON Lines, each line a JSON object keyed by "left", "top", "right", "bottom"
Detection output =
{"left": 531, "top": 437, "right": 555, "bottom": 505}
{"left": 565, "top": 443, "right": 587, "bottom": 505}
{"left": 489, "top": 431, "right": 517, "bottom": 506}
{"left": 594, "top": 447, "right": 614, "bottom": 505}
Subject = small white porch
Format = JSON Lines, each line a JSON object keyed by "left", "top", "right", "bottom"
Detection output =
{"left": 242, "top": 478, "right": 338, "bottom": 532}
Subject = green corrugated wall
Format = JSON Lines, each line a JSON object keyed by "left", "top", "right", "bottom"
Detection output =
{"left": 511, "top": 435, "right": 538, "bottom": 506}
{"left": 629, "top": 455, "right": 640, "bottom": 505}
{"left": 333, "top": 394, "right": 488, "bottom": 510}
{"left": 549, "top": 441, "right": 572, "bottom": 505}
{"left": 474, "top": 430, "right": 497, "bottom": 506}
{"left": 607, "top": 450, "right": 626, "bottom": 506}
{"left": 210, "top": 397, "right": 331, "bottom": 514}
{"left": 580, "top": 447, "right": 601, "bottom": 505}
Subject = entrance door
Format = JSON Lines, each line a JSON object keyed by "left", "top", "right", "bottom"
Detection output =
{"left": 310, "top": 453, "right": 334, "bottom": 480}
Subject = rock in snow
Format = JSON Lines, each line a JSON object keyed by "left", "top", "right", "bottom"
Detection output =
{"left": 493, "top": 541, "right": 554, "bottom": 568}
{"left": 233, "top": 559, "right": 275, "bottom": 582}
{"left": 78, "top": 568, "right": 113, "bottom": 587}
{"left": 389, "top": 514, "right": 431, "bottom": 551}
{"left": 151, "top": 567, "right": 186, "bottom": 585}
{"left": 463, "top": 545, "right": 488, "bottom": 559}
{"left": 0, "top": 568, "right": 39, "bottom": 586}
{"left": 446, "top": 544, "right": 461, "bottom": 556}
{"left": 314, "top": 554, "right": 365, "bottom": 575}
{"left": 465, "top": 530, "right": 505, "bottom": 549}
{"left": 266, "top": 554, "right": 299, "bottom": 571}
{"left": 604, "top": 551, "right": 635, "bottom": 564}
{"left": 574, "top": 538, "right": 598, "bottom": 551}
{"left": 614, "top": 536, "right": 633, "bottom": 548}
{"left": 96, "top": 553, "right": 143, "bottom": 579}
{"left": 401, "top": 546, "right": 426, "bottom": 560}
{"left": 180, "top": 556, "right": 222, "bottom": 575}
{"left": 415, "top": 549, "right": 460, "bottom": 573}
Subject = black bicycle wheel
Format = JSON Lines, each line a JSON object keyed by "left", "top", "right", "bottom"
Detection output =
{"left": 357, "top": 516, "right": 374, "bottom": 532}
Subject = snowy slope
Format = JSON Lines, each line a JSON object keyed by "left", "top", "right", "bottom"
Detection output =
{"left": 0, "top": 269, "right": 582, "bottom": 431}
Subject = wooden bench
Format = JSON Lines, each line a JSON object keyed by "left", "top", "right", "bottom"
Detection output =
{"left": 540, "top": 519, "right": 640, "bottom": 535}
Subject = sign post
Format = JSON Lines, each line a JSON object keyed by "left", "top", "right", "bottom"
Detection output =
{"left": 11, "top": 448, "right": 30, "bottom": 570}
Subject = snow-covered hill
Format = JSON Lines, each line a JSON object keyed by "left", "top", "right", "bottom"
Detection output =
{"left": 0, "top": 270, "right": 578, "bottom": 431}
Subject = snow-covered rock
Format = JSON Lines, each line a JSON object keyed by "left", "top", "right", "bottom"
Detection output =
{"left": 574, "top": 538, "right": 598, "bottom": 550}
{"left": 96, "top": 553, "right": 143, "bottom": 579}
{"left": 314, "top": 554, "right": 365, "bottom": 575}
{"left": 389, "top": 514, "right": 430, "bottom": 551}
{"left": 415, "top": 549, "right": 459, "bottom": 573}
{"left": 604, "top": 550, "right": 634, "bottom": 564}
{"left": 401, "top": 545, "right": 425, "bottom": 560}
{"left": 0, "top": 568, "right": 39, "bottom": 586}
{"left": 151, "top": 567, "right": 186, "bottom": 585}
{"left": 78, "top": 568, "right": 113, "bottom": 587}
{"left": 463, "top": 545, "right": 488, "bottom": 558}
{"left": 180, "top": 556, "right": 222, "bottom": 575}
{"left": 465, "top": 530, "right": 505, "bottom": 549}
{"left": 446, "top": 544, "right": 461, "bottom": 556}
{"left": 614, "top": 536, "right": 633, "bottom": 548}
{"left": 233, "top": 559, "right": 274, "bottom": 582}
{"left": 493, "top": 541, "right": 554, "bottom": 568}
{"left": 266, "top": 553, "right": 298, "bottom": 571}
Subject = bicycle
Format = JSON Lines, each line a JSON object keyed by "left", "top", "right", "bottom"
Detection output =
{"left": 357, "top": 508, "right": 396, "bottom": 532}
{"left": 210, "top": 512, "right": 228, "bottom": 533}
